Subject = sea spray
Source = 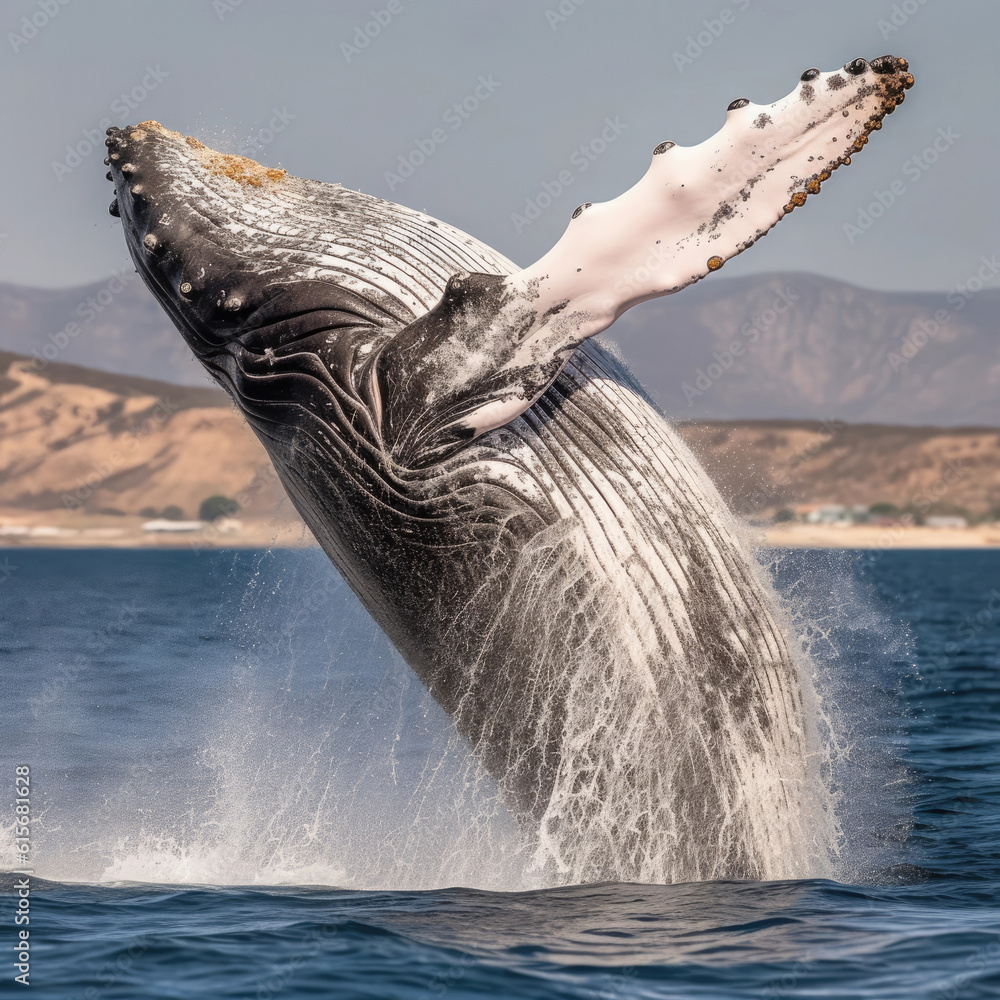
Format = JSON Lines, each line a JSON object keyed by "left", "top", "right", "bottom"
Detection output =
{"left": 3, "top": 545, "right": 910, "bottom": 890}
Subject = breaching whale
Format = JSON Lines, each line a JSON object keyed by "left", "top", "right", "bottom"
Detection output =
{"left": 105, "top": 57, "right": 912, "bottom": 884}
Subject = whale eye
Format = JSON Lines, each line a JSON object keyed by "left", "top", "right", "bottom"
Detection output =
{"left": 800, "top": 68, "right": 820, "bottom": 81}
{"left": 571, "top": 202, "right": 593, "bottom": 219}
{"left": 727, "top": 98, "right": 750, "bottom": 111}
{"left": 845, "top": 57, "right": 868, "bottom": 75}
{"left": 707, "top": 255, "right": 724, "bottom": 271}
{"left": 653, "top": 141, "right": 675, "bottom": 155}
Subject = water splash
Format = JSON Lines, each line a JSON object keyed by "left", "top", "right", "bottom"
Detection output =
{"left": 469, "top": 516, "right": 840, "bottom": 886}
{"left": 764, "top": 547, "right": 915, "bottom": 883}
{"left": 1, "top": 545, "right": 908, "bottom": 891}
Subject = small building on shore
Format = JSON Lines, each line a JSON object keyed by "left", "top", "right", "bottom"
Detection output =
{"left": 924, "top": 515, "right": 969, "bottom": 529}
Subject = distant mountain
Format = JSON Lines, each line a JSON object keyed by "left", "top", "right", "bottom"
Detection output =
{"left": 680, "top": 419, "right": 1000, "bottom": 517}
{"left": 2, "top": 271, "right": 997, "bottom": 424}
{"left": 0, "top": 349, "right": 292, "bottom": 523}
{"left": 0, "top": 348, "right": 224, "bottom": 410}
{"left": 0, "top": 276, "right": 208, "bottom": 386}
{"left": 609, "top": 271, "right": 1000, "bottom": 426}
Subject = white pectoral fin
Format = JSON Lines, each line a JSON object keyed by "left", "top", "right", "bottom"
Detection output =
{"left": 379, "top": 56, "right": 912, "bottom": 464}
{"left": 508, "top": 56, "right": 913, "bottom": 333}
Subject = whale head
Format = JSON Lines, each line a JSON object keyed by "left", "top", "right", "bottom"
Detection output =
{"left": 103, "top": 121, "right": 423, "bottom": 399}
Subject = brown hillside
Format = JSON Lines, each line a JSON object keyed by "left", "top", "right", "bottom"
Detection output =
{"left": 0, "top": 353, "right": 296, "bottom": 525}
{"left": 1, "top": 353, "right": 997, "bottom": 529}
{"left": 680, "top": 420, "right": 1000, "bottom": 517}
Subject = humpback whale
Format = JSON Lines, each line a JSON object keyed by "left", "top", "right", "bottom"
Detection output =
{"left": 104, "top": 57, "right": 912, "bottom": 884}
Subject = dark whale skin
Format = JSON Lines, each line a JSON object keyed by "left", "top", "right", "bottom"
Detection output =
{"left": 104, "top": 56, "right": 913, "bottom": 880}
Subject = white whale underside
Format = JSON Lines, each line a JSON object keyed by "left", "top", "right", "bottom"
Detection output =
{"left": 455, "top": 342, "right": 835, "bottom": 883}
{"left": 226, "top": 184, "right": 835, "bottom": 882}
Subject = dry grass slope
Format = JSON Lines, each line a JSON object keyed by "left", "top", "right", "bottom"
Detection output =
{"left": 0, "top": 352, "right": 301, "bottom": 536}
{"left": 2, "top": 353, "right": 997, "bottom": 546}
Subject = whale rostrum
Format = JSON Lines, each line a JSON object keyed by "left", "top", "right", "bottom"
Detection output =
{"left": 106, "top": 57, "right": 912, "bottom": 883}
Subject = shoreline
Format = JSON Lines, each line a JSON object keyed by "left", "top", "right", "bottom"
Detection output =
{"left": 3, "top": 513, "right": 1000, "bottom": 550}
{"left": 0, "top": 512, "right": 314, "bottom": 549}
{"left": 761, "top": 522, "right": 1000, "bottom": 549}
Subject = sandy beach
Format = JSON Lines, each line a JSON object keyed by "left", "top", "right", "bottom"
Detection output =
{"left": 3, "top": 509, "right": 1000, "bottom": 550}
{"left": 0, "top": 510, "right": 314, "bottom": 549}
{"left": 762, "top": 521, "right": 1000, "bottom": 549}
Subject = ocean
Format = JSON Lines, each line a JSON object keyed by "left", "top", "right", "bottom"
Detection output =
{"left": 1, "top": 546, "right": 998, "bottom": 999}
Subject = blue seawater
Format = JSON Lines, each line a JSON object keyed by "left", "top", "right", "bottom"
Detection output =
{"left": 1, "top": 547, "right": 998, "bottom": 999}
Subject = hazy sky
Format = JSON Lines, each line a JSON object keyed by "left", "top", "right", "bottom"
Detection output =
{"left": 0, "top": 0, "right": 994, "bottom": 293}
